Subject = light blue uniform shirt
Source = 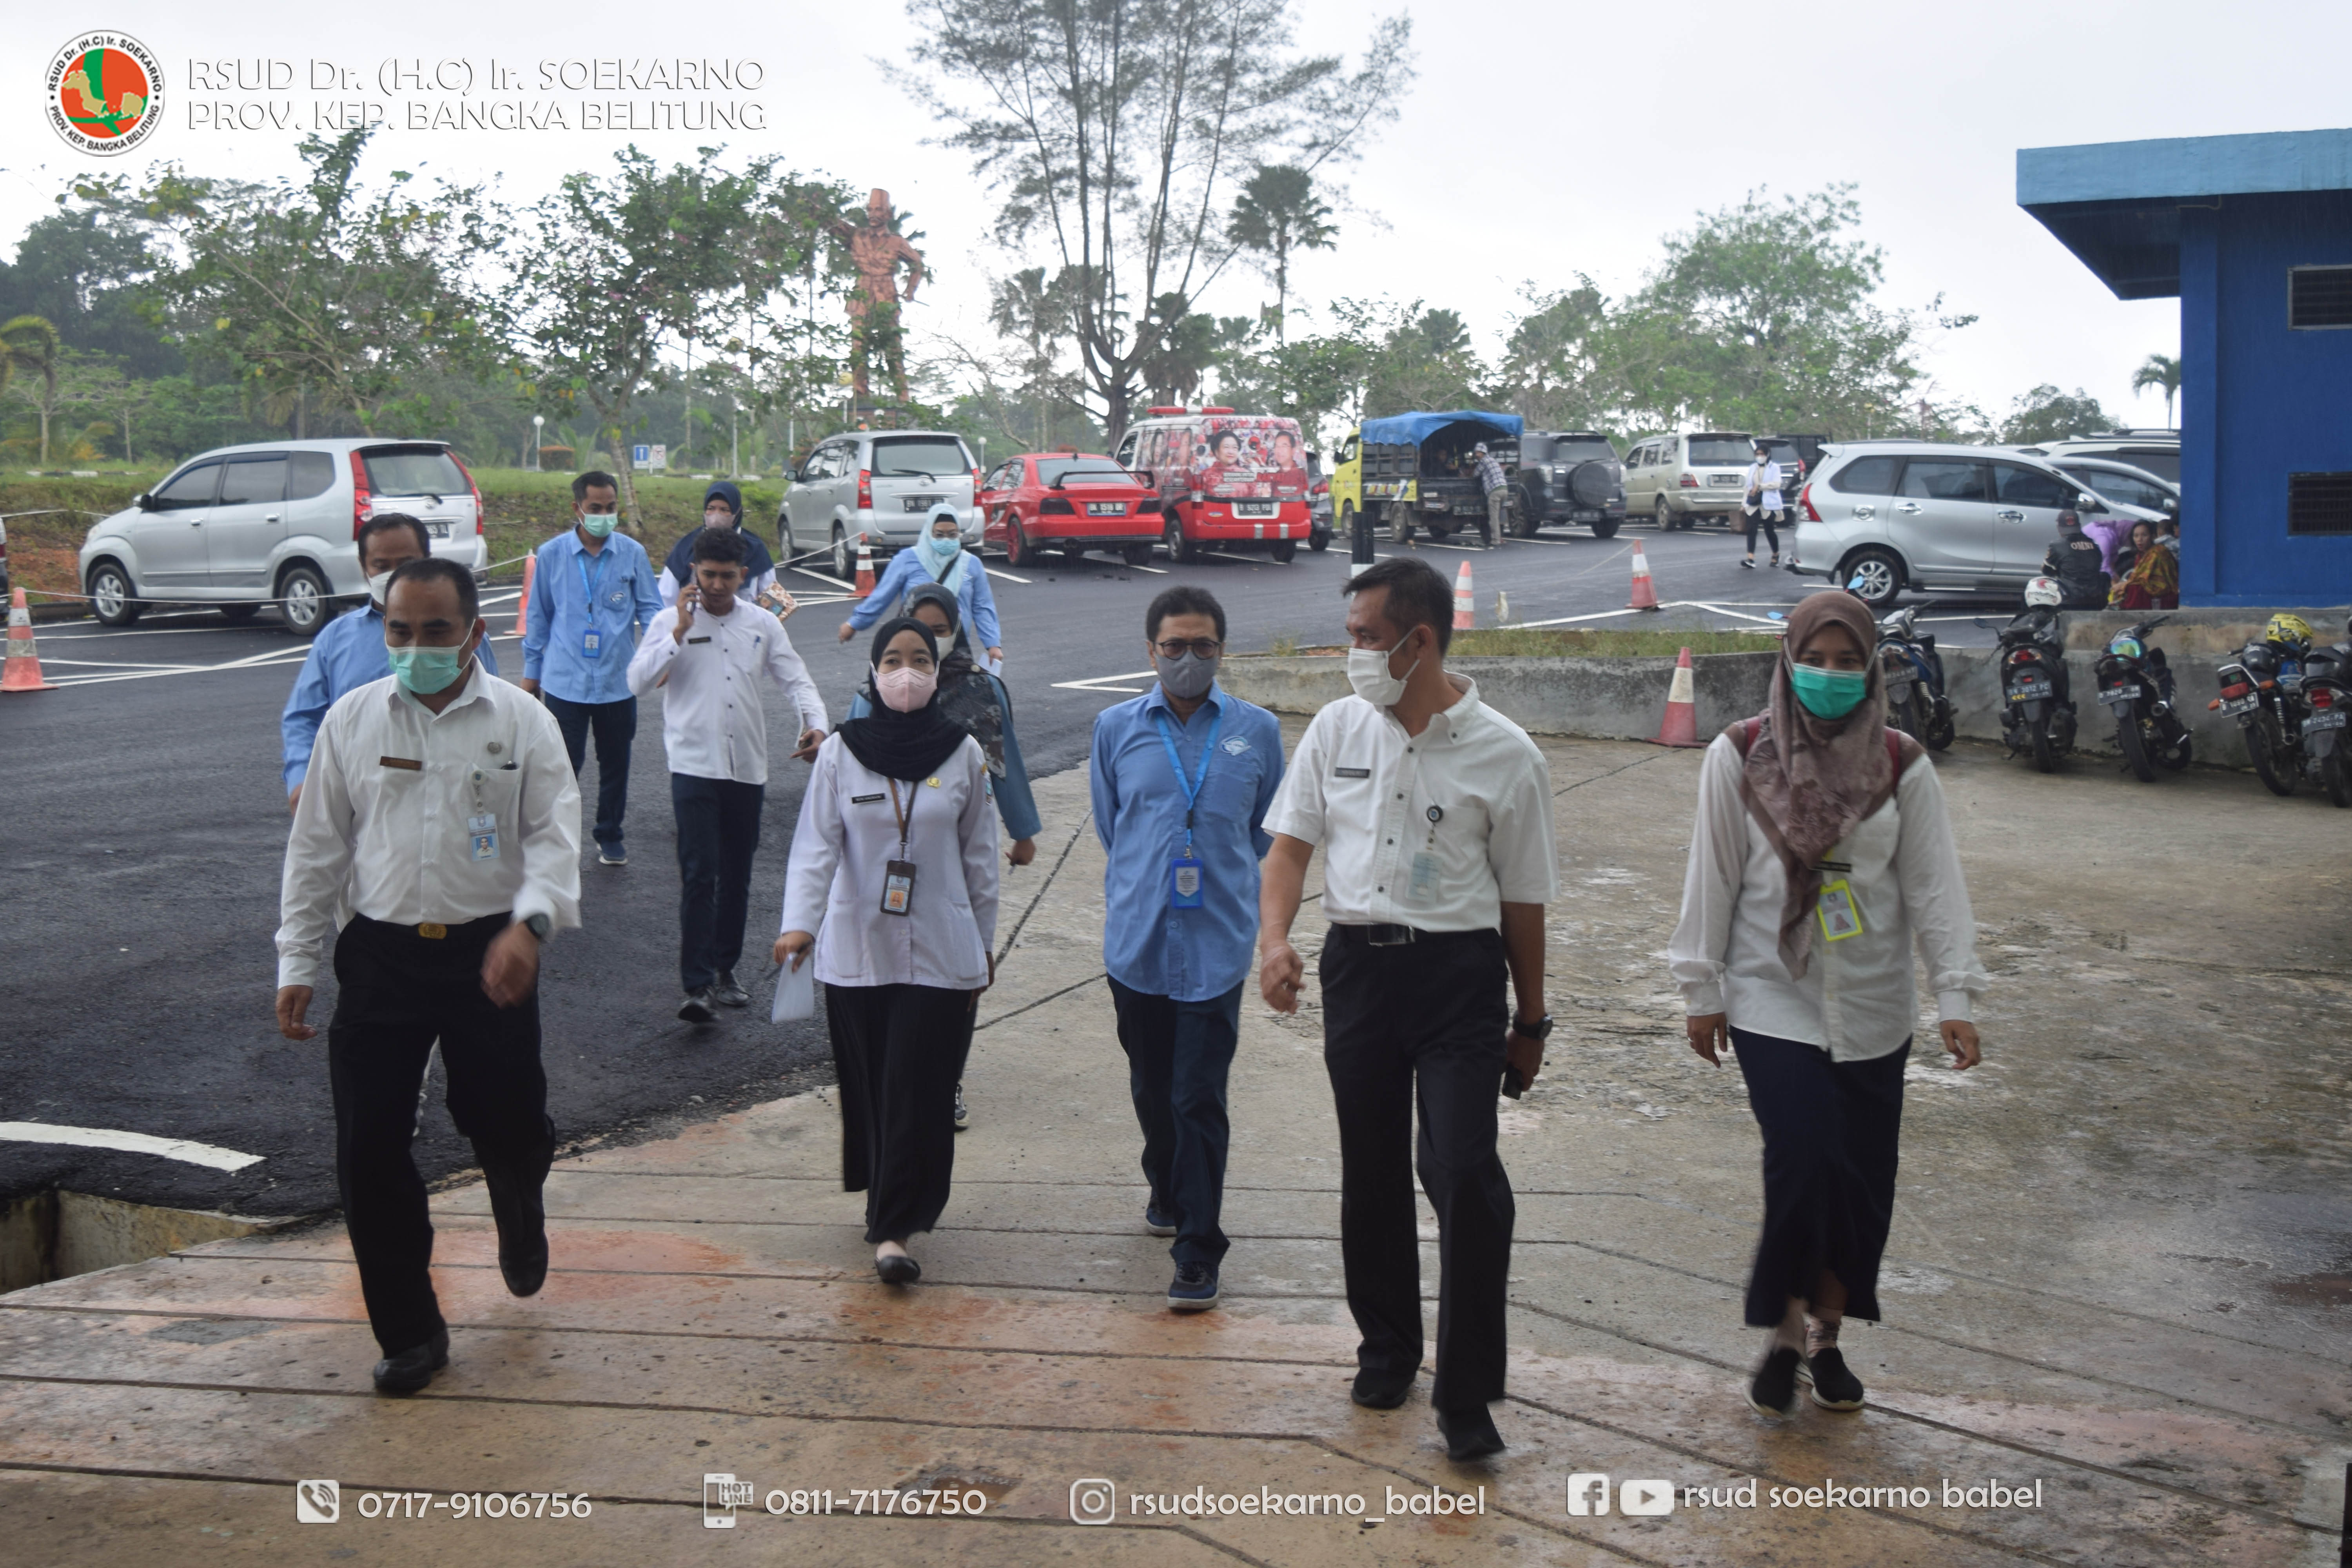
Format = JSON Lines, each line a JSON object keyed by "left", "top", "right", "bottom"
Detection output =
{"left": 1090, "top": 681, "right": 1284, "bottom": 1002}
{"left": 280, "top": 603, "right": 502, "bottom": 792}
{"left": 846, "top": 548, "right": 1001, "bottom": 651}
{"left": 520, "top": 528, "right": 663, "bottom": 704}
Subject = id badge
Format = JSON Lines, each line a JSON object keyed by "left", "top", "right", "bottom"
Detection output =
{"left": 581, "top": 626, "right": 603, "bottom": 660}
{"left": 1816, "top": 878, "right": 1863, "bottom": 942}
{"left": 881, "top": 858, "right": 917, "bottom": 916}
{"left": 1170, "top": 852, "right": 1204, "bottom": 908}
{"left": 1405, "top": 851, "right": 1439, "bottom": 905}
{"left": 468, "top": 812, "right": 499, "bottom": 862}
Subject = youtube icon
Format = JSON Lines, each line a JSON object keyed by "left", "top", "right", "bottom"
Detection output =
{"left": 1619, "top": 1479, "right": 1675, "bottom": 1517}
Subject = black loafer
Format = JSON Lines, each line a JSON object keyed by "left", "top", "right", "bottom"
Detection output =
{"left": 1748, "top": 1345, "right": 1802, "bottom": 1418}
{"left": 713, "top": 971, "right": 751, "bottom": 1009}
{"left": 1350, "top": 1366, "right": 1416, "bottom": 1410}
{"left": 499, "top": 1238, "right": 548, "bottom": 1298}
{"left": 1801, "top": 1347, "right": 1866, "bottom": 1410}
{"left": 678, "top": 987, "right": 717, "bottom": 1023}
{"left": 371, "top": 1328, "right": 450, "bottom": 1396}
{"left": 875, "top": 1252, "right": 921, "bottom": 1285}
{"left": 483, "top": 1167, "right": 548, "bottom": 1298}
{"left": 1436, "top": 1405, "right": 1505, "bottom": 1462}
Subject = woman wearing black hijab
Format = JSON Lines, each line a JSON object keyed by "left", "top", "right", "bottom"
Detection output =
{"left": 777, "top": 619, "right": 1002, "bottom": 1283}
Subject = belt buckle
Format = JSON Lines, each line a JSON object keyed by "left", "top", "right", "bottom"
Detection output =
{"left": 1366, "top": 923, "right": 1414, "bottom": 947}
{"left": 418, "top": 922, "right": 447, "bottom": 940}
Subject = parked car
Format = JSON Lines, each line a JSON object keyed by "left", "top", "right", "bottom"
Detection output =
{"left": 1513, "top": 430, "right": 1624, "bottom": 537}
{"left": 1113, "top": 407, "right": 1314, "bottom": 563}
{"left": 1327, "top": 410, "right": 1522, "bottom": 547}
{"left": 2014, "top": 430, "right": 2180, "bottom": 484}
{"left": 1788, "top": 441, "right": 2163, "bottom": 610}
{"left": 1307, "top": 448, "right": 1333, "bottom": 550}
{"left": 78, "top": 438, "right": 487, "bottom": 634}
{"left": 978, "top": 452, "right": 1159, "bottom": 568}
{"left": 1621, "top": 431, "right": 1757, "bottom": 530}
{"left": 779, "top": 429, "right": 981, "bottom": 579}
{"left": 2049, "top": 456, "right": 2178, "bottom": 519}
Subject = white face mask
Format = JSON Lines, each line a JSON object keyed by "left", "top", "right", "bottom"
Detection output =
{"left": 367, "top": 570, "right": 396, "bottom": 609}
{"left": 1346, "top": 635, "right": 1419, "bottom": 706}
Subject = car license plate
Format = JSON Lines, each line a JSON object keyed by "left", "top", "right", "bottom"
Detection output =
{"left": 1708, "top": 474, "right": 1740, "bottom": 485}
{"left": 2220, "top": 695, "right": 2258, "bottom": 716}
{"left": 1232, "top": 500, "right": 1277, "bottom": 518}
{"left": 1086, "top": 500, "right": 1125, "bottom": 516}
{"left": 2100, "top": 683, "right": 2141, "bottom": 704}
{"left": 1572, "top": 510, "right": 1597, "bottom": 521}
{"left": 426, "top": 520, "right": 450, "bottom": 538}
{"left": 901, "top": 494, "right": 944, "bottom": 513}
{"left": 2308, "top": 710, "right": 2348, "bottom": 732}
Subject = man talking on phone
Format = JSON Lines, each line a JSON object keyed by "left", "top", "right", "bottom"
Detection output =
{"left": 1256, "top": 557, "right": 1560, "bottom": 1462}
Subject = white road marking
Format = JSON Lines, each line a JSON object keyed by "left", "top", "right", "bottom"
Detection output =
{"left": 984, "top": 565, "right": 1032, "bottom": 584}
{"left": 1123, "top": 561, "right": 1170, "bottom": 574}
{"left": 1052, "top": 668, "right": 1156, "bottom": 695}
{"left": 789, "top": 564, "right": 844, "bottom": 587}
{"left": 0, "top": 1121, "right": 264, "bottom": 1172}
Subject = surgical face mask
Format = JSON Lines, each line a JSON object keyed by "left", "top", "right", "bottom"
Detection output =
{"left": 1155, "top": 650, "right": 1218, "bottom": 701}
{"left": 704, "top": 508, "right": 737, "bottom": 530}
{"left": 366, "top": 570, "right": 396, "bottom": 609}
{"left": 1789, "top": 662, "right": 1868, "bottom": 720}
{"left": 579, "top": 510, "right": 617, "bottom": 538}
{"left": 875, "top": 664, "right": 938, "bottom": 713}
{"left": 1346, "top": 635, "right": 1420, "bottom": 706}
{"left": 387, "top": 639, "right": 471, "bottom": 696}
{"left": 916, "top": 529, "right": 962, "bottom": 576}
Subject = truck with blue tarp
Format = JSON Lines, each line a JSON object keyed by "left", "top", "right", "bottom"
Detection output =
{"left": 1329, "top": 410, "right": 1521, "bottom": 546}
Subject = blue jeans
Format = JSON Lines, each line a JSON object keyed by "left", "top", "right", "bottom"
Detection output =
{"left": 544, "top": 693, "right": 636, "bottom": 851}
{"left": 1108, "top": 977, "right": 1242, "bottom": 1267}
{"left": 670, "top": 773, "right": 763, "bottom": 992}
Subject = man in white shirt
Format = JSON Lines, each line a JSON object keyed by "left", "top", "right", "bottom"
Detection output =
{"left": 628, "top": 528, "right": 827, "bottom": 1022}
{"left": 274, "top": 558, "right": 583, "bottom": 1396}
{"left": 1258, "top": 555, "right": 1560, "bottom": 1462}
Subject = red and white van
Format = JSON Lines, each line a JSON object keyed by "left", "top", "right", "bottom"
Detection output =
{"left": 1114, "top": 407, "right": 1314, "bottom": 563}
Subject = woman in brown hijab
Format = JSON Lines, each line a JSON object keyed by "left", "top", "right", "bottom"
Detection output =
{"left": 1666, "top": 590, "right": 1988, "bottom": 1418}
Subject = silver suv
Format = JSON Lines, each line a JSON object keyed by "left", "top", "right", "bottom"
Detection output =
{"left": 2014, "top": 430, "right": 2179, "bottom": 485}
{"left": 780, "top": 430, "right": 980, "bottom": 579}
{"left": 79, "top": 438, "right": 488, "bottom": 633}
{"left": 1789, "top": 441, "right": 2145, "bottom": 609}
{"left": 1621, "top": 431, "right": 1756, "bottom": 530}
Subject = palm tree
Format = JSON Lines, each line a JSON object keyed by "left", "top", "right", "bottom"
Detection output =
{"left": 2131, "top": 352, "right": 2181, "bottom": 428}
{"left": 0, "top": 316, "right": 63, "bottom": 465}
{"left": 1226, "top": 165, "right": 1336, "bottom": 349}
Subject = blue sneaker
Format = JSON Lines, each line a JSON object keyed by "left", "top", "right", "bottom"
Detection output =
{"left": 598, "top": 841, "right": 628, "bottom": 866}
{"left": 1144, "top": 1205, "right": 1177, "bottom": 1237}
{"left": 1167, "top": 1261, "right": 1220, "bottom": 1312}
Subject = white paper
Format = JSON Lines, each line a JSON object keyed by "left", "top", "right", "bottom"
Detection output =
{"left": 771, "top": 954, "right": 816, "bottom": 1022}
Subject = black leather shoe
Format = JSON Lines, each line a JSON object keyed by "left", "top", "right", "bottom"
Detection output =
{"left": 1351, "top": 1366, "right": 1416, "bottom": 1410}
{"left": 713, "top": 971, "right": 750, "bottom": 1008}
{"left": 371, "top": 1328, "right": 449, "bottom": 1396}
{"left": 499, "top": 1236, "right": 548, "bottom": 1297}
{"left": 678, "top": 987, "right": 717, "bottom": 1023}
{"left": 483, "top": 1167, "right": 548, "bottom": 1298}
{"left": 875, "top": 1252, "right": 921, "bottom": 1285}
{"left": 1436, "top": 1405, "right": 1506, "bottom": 1462}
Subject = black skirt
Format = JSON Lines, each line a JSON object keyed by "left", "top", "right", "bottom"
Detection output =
{"left": 826, "top": 981, "right": 971, "bottom": 1244}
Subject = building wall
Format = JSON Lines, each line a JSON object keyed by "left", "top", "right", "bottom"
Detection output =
{"left": 2183, "top": 191, "right": 2352, "bottom": 606}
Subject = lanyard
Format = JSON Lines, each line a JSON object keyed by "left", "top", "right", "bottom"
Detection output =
{"left": 575, "top": 545, "right": 606, "bottom": 613}
{"left": 1151, "top": 703, "right": 1221, "bottom": 848}
{"left": 885, "top": 777, "right": 912, "bottom": 858}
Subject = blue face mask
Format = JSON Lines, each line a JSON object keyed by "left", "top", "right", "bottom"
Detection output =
{"left": 387, "top": 641, "right": 471, "bottom": 695}
{"left": 1789, "top": 662, "right": 1868, "bottom": 719}
{"left": 916, "top": 528, "right": 962, "bottom": 578}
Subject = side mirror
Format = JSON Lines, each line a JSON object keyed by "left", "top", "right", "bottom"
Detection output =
{"left": 134, "top": 492, "right": 156, "bottom": 511}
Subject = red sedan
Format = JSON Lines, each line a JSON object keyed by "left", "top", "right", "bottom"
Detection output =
{"left": 980, "top": 452, "right": 1159, "bottom": 568}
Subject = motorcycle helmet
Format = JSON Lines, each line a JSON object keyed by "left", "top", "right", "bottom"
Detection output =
{"left": 2024, "top": 576, "right": 2063, "bottom": 609}
{"left": 2265, "top": 613, "right": 2314, "bottom": 652}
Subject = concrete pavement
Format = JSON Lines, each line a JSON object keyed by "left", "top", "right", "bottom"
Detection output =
{"left": 3, "top": 736, "right": 2347, "bottom": 1564}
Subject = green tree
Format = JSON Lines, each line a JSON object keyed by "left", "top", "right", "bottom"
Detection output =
{"left": 0, "top": 206, "right": 179, "bottom": 375}
{"left": 895, "top": 0, "right": 1414, "bottom": 439}
{"left": 1226, "top": 165, "right": 1336, "bottom": 350}
{"left": 1497, "top": 279, "right": 1611, "bottom": 430}
{"left": 2130, "top": 352, "right": 2180, "bottom": 426}
{"left": 988, "top": 265, "right": 1088, "bottom": 449}
{"left": 1998, "top": 384, "right": 2109, "bottom": 445}
{"left": 0, "top": 315, "right": 62, "bottom": 462}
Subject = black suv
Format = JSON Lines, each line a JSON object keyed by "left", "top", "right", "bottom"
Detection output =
{"left": 1514, "top": 431, "right": 1625, "bottom": 537}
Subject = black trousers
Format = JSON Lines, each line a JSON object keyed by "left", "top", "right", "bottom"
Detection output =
{"left": 1730, "top": 1027, "right": 1909, "bottom": 1327}
{"left": 545, "top": 692, "right": 637, "bottom": 851}
{"left": 671, "top": 773, "right": 763, "bottom": 991}
{"left": 826, "top": 982, "right": 970, "bottom": 1243}
{"left": 1319, "top": 926, "right": 1514, "bottom": 1414}
{"left": 1109, "top": 978, "right": 1244, "bottom": 1267}
{"left": 327, "top": 913, "right": 555, "bottom": 1355}
{"left": 1743, "top": 507, "right": 1781, "bottom": 555}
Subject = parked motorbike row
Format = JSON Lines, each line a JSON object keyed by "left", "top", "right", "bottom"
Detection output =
{"left": 2211, "top": 613, "right": 2352, "bottom": 808}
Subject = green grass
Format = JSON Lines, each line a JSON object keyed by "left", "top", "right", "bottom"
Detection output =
{"left": 1449, "top": 627, "right": 1782, "bottom": 657}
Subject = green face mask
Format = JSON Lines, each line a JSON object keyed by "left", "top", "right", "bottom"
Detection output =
{"left": 1789, "top": 662, "right": 1868, "bottom": 719}
{"left": 579, "top": 510, "right": 617, "bottom": 538}
{"left": 387, "top": 641, "right": 471, "bottom": 695}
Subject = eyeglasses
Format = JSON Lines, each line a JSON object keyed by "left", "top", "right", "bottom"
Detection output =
{"left": 1155, "top": 639, "right": 1223, "bottom": 659}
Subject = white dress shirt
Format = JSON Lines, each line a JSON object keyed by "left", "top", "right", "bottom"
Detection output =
{"left": 625, "top": 600, "right": 827, "bottom": 786}
{"left": 1666, "top": 731, "right": 1988, "bottom": 1060}
{"left": 276, "top": 664, "right": 583, "bottom": 988}
{"left": 1265, "top": 677, "right": 1560, "bottom": 931}
{"left": 780, "top": 732, "right": 1000, "bottom": 989}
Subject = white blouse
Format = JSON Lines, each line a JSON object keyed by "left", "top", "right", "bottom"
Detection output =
{"left": 781, "top": 731, "right": 1000, "bottom": 990}
{"left": 1667, "top": 731, "right": 1987, "bottom": 1061}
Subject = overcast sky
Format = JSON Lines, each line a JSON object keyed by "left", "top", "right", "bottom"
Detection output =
{"left": 9, "top": 0, "right": 2349, "bottom": 430}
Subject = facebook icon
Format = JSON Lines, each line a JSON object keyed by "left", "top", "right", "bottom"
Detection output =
{"left": 1567, "top": 1473, "right": 1611, "bottom": 1516}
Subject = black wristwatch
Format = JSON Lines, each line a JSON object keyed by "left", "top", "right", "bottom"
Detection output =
{"left": 521, "top": 913, "right": 552, "bottom": 942}
{"left": 1509, "top": 1013, "right": 1553, "bottom": 1042}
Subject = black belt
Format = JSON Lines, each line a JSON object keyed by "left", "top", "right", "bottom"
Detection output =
{"left": 1331, "top": 922, "right": 1446, "bottom": 947}
{"left": 352, "top": 911, "right": 509, "bottom": 942}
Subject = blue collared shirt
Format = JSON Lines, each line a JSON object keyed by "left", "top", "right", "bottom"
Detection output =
{"left": 1090, "top": 681, "right": 1284, "bottom": 1001}
{"left": 521, "top": 528, "right": 663, "bottom": 704}
{"left": 279, "top": 603, "right": 503, "bottom": 792}
{"left": 846, "top": 548, "right": 1002, "bottom": 651}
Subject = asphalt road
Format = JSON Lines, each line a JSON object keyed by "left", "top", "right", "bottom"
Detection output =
{"left": 0, "top": 514, "right": 2026, "bottom": 1220}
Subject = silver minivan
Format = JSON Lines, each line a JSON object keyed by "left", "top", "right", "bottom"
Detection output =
{"left": 780, "top": 430, "right": 980, "bottom": 579}
{"left": 1621, "top": 431, "right": 1756, "bottom": 530}
{"left": 1789, "top": 441, "right": 2160, "bottom": 609}
{"left": 79, "top": 438, "right": 488, "bottom": 633}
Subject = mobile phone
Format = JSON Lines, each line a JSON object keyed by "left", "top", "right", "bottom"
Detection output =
{"left": 1501, "top": 1065, "right": 1527, "bottom": 1100}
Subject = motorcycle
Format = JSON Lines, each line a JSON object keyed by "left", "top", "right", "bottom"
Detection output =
{"left": 2094, "top": 618, "right": 2192, "bottom": 781}
{"left": 2295, "top": 618, "right": 2352, "bottom": 808}
{"left": 2212, "top": 637, "right": 2311, "bottom": 797}
{"left": 1875, "top": 605, "right": 1955, "bottom": 750}
{"left": 1995, "top": 585, "right": 2077, "bottom": 773}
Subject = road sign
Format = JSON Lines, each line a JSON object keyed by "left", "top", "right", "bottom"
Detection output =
{"left": 633, "top": 444, "right": 668, "bottom": 471}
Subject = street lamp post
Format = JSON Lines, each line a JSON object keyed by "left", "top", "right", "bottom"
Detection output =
{"left": 531, "top": 414, "right": 544, "bottom": 472}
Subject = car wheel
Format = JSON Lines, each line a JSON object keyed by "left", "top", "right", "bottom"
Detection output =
{"left": 1654, "top": 497, "right": 1673, "bottom": 532}
{"left": 1061, "top": 545, "right": 1090, "bottom": 567}
{"left": 1338, "top": 501, "right": 1357, "bottom": 550}
{"left": 1270, "top": 541, "right": 1298, "bottom": 563}
{"left": 277, "top": 564, "right": 332, "bottom": 635}
{"left": 1005, "top": 518, "right": 1031, "bottom": 567}
{"left": 87, "top": 561, "right": 139, "bottom": 626}
{"left": 830, "top": 526, "right": 853, "bottom": 581}
{"left": 777, "top": 510, "right": 794, "bottom": 561}
{"left": 1163, "top": 514, "right": 1199, "bottom": 564}
{"left": 1386, "top": 503, "right": 1412, "bottom": 545}
{"left": 1122, "top": 544, "right": 1154, "bottom": 568}
{"left": 1841, "top": 548, "right": 1904, "bottom": 610}
{"left": 1309, "top": 526, "right": 1330, "bottom": 553}
{"left": 219, "top": 603, "right": 261, "bottom": 623}
{"left": 1592, "top": 518, "right": 1621, "bottom": 540}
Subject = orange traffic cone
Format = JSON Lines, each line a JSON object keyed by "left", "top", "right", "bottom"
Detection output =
{"left": 1653, "top": 646, "right": 1702, "bottom": 747}
{"left": 2, "top": 587, "right": 57, "bottom": 693}
{"left": 1628, "top": 541, "right": 1661, "bottom": 611}
{"left": 1452, "top": 559, "right": 1475, "bottom": 631}
{"left": 511, "top": 552, "right": 536, "bottom": 636}
{"left": 853, "top": 537, "right": 877, "bottom": 599}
